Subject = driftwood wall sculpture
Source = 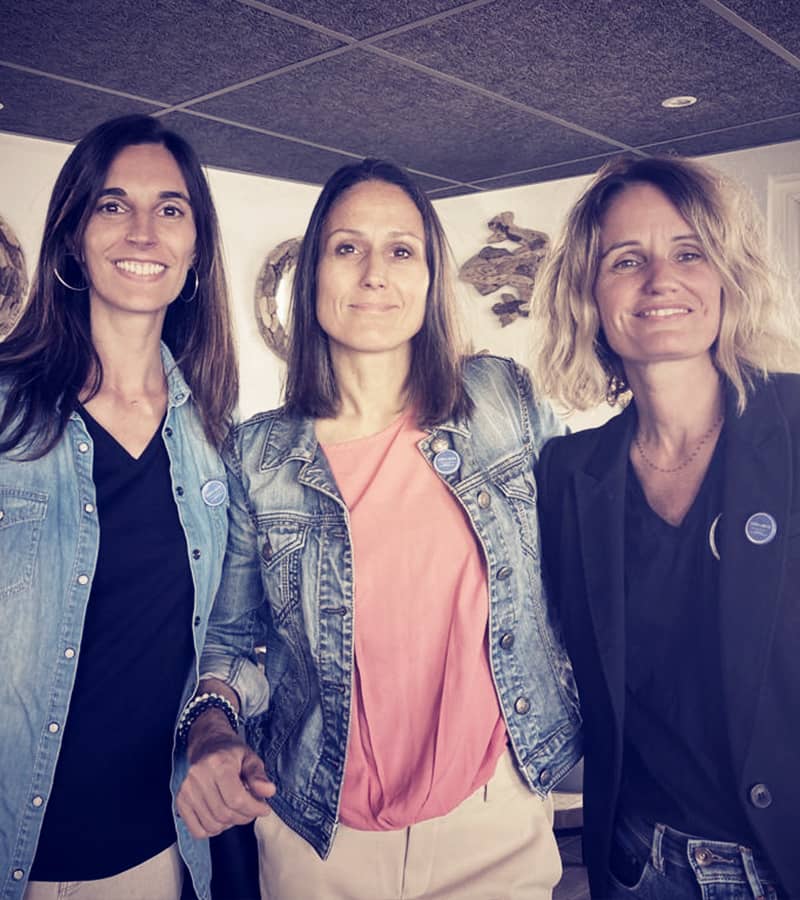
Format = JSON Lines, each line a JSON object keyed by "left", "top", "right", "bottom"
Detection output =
{"left": 254, "top": 237, "right": 301, "bottom": 361}
{"left": 0, "top": 215, "right": 28, "bottom": 339}
{"left": 458, "top": 212, "right": 549, "bottom": 326}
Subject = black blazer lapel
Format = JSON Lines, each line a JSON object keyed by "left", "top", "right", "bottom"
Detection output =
{"left": 573, "top": 406, "right": 635, "bottom": 725}
{"left": 718, "top": 381, "right": 792, "bottom": 771}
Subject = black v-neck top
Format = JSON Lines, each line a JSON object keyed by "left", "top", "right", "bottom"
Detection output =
{"left": 618, "top": 429, "right": 756, "bottom": 844}
{"left": 31, "top": 408, "right": 195, "bottom": 879}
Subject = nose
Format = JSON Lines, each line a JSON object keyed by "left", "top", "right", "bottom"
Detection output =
{"left": 125, "top": 210, "right": 157, "bottom": 246}
{"left": 361, "top": 250, "right": 386, "bottom": 289}
{"left": 643, "top": 255, "right": 678, "bottom": 294}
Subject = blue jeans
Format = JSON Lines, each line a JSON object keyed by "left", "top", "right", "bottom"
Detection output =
{"left": 606, "top": 814, "right": 783, "bottom": 899}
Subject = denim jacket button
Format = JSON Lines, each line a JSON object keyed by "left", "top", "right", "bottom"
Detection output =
{"left": 539, "top": 769, "right": 551, "bottom": 787}
{"left": 64, "top": 648, "right": 75, "bottom": 659}
{"left": 496, "top": 566, "right": 513, "bottom": 580}
{"left": 48, "top": 722, "right": 60, "bottom": 733}
{"left": 514, "top": 696, "right": 531, "bottom": 715}
{"left": 431, "top": 437, "right": 449, "bottom": 453}
{"left": 694, "top": 847, "right": 712, "bottom": 865}
{"left": 192, "top": 548, "right": 201, "bottom": 560}
{"left": 749, "top": 783, "right": 772, "bottom": 809}
{"left": 32, "top": 796, "right": 43, "bottom": 808}
{"left": 12, "top": 870, "right": 23, "bottom": 881}
{"left": 477, "top": 490, "right": 491, "bottom": 509}
{"left": 77, "top": 574, "right": 89, "bottom": 585}
{"left": 83, "top": 503, "right": 95, "bottom": 513}
{"left": 77, "top": 441, "right": 89, "bottom": 453}
{"left": 500, "top": 632, "right": 515, "bottom": 650}
{"left": 0, "top": 510, "right": 4, "bottom": 521}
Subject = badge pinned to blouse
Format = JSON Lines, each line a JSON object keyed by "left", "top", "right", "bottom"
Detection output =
{"left": 201, "top": 479, "right": 228, "bottom": 507}
{"left": 744, "top": 512, "right": 777, "bottom": 546}
{"left": 433, "top": 448, "right": 461, "bottom": 475}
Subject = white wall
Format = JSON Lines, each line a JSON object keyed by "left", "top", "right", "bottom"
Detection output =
{"left": 2, "top": 130, "right": 798, "bottom": 424}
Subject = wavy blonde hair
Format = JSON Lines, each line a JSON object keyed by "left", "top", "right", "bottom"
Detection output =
{"left": 531, "top": 154, "right": 800, "bottom": 413}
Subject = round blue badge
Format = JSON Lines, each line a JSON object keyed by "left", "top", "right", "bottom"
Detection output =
{"left": 201, "top": 479, "right": 228, "bottom": 507}
{"left": 433, "top": 448, "right": 461, "bottom": 475}
{"left": 744, "top": 512, "right": 777, "bottom": 545}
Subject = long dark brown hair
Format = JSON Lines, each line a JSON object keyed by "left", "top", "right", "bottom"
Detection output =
{"left": 283, "top": 158, "right": 471, "bottom": 426}
{"left": 0, "top": 114, "right": 238, "bottom": 456}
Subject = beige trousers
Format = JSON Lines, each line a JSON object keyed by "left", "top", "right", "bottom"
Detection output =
{"left": 22, "top": 843, "right": 183, "bottom": 900}
{"left": 255, "top": 750, "right": 562, "bottom": 900}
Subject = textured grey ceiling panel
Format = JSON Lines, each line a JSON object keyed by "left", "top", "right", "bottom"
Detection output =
{"left": 195, "top": 49, "right": 612, "bottom": 182}
{"left": 471, "top": 153, "right": 623, "bottom": 190}
{"left": 717, "top": 0, "right": 800, "bottom": 56}
{"left": 159, "top": 112, "right": 364, "bottom": 185}
{"left": 0, "top": 0, "right": 340, "bottom": 105}
{"left": 0, "top": 67, "right": 157, "bottom": 142}
{"left": 378, "top": 0, "right": 800, "bottom": 147}
{"left": 1, "top": 0, "right": 799, "bottom": 196}
{"left": 264, "top": 0, "right": 472, "bottom": 39}
{"left": 640, "top": 114, "right": 800, "bottom": 158}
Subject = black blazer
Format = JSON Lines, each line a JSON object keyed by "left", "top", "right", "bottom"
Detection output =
{"left": 537, "top": 374, "right": 800, "bottom": 898}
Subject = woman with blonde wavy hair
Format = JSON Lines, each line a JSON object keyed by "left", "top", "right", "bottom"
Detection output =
{"left": 532, "top": 153, "right": 800, "bottom": 900}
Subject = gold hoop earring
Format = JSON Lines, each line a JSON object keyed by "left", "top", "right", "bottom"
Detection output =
{"left": 179, "top": 267, "right": 199, "bottom": 303}
{"left": 53, "top": 262, "right": 89, "bottom": 292}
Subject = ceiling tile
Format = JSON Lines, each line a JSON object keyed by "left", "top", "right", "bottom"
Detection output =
{"left": 194, "top": 49, "right": 613, "bottom": 183}
{"left": 639, "top": 114, "right": 800, "bottom": 158}
{"left": 263, "top": 0, "right": 469, "bottom": 39}
{"left": 159, "top": 112, "right": 359, "bottom": 184}
{"left": 0, "top": 0, "right": 340, "bottom": 105}
{"left": 716, "top": 0, "right": 800, "bottom": 57}
{"left": 0, "top": 66, "right": 157, "bottom": 143}
{"left": 473, "top": 153, "right": 622, "bottom": 189}
{"left": 378, "top": 0, "right": 800, "bottom": 147}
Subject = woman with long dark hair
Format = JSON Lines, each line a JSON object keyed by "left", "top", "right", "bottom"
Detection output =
{"left": 174, "top": 158, "right": 581, "bottom": 899}
{"left": 0, "top": 114, "right": 238, "bottom": 900}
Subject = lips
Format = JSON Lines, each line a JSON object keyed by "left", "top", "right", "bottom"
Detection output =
{"left": 114, "top": 259, "right": 167, "bottom": 276}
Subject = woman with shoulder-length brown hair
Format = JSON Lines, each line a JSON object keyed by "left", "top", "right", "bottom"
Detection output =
{"left": 532, "top": 153, "right": 800, "bottom": 900}
{"left": 0, "top": 113, "right": 237, "bottom": 900}
{"left": 175, "top": 157, "right": 581, "bottom": 900}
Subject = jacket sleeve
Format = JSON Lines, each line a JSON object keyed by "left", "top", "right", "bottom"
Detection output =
{"left": 199, "top": 434, "right": 271, "bottom": 718}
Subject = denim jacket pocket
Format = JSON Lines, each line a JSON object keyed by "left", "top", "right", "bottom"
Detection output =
{"left": 0, "top": 486, "right": 48, "bottom": 599}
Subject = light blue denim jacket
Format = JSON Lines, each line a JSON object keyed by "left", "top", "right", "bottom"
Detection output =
{"left": 200, "top": 355, "right": 582, "bottom": 863}
{"left": 0, "top": 345, "right": 228, "bottom": 900}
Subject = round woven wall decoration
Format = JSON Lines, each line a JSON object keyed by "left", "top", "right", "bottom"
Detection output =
{"left": 0, "top": 215, "right": 28, "bottom": 339}
{"left": 254, "top": 237, "right": 302, "bottom": 361}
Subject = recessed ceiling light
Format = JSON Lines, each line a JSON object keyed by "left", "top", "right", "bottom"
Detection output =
{"left": 661, "top": 95, "right": 698, "bottom": 109}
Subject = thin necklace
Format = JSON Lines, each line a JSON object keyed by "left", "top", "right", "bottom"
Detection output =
{"left": 634, "top": 414, "right": 724, "bottom": 474}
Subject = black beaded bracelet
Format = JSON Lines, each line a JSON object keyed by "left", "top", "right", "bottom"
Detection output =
{"left": 176, "top": 692, "right": 239, "bottom": 747}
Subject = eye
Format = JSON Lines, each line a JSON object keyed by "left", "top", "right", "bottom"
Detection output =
{"left": 96, "top": 199, "right": 125, "bottom": 215}
{"left": 676, "top": 249, "right": 705, "bottom": 263}
{"left": 392, "top": 245, "right": 412, "bottom": 259}
{"left": 334, "top": 242, "right": 358, "bottom": 256}
{"left": 611, "top": 256, "right": 641, "bottom": 270}
{"left": 159, "top": 203, "right": 186, "bottom": 218}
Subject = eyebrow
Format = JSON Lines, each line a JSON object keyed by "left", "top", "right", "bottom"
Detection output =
{"left": 325, "top": 227, "right": 424, "bottom": 242}
{"left": 99, "top": 186, "right": 191, "bottom": 203}
{"left": 599, "top": 233, "right": 699, "bottom": 258}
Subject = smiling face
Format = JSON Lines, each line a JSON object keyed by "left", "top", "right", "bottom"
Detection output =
{"left": 81, "top": 142, "right": 196, "bottom": 323}
{"left": 593, "top": 182, "right": 723, "bottom": 374}
{"left": 315, "top": 179, "right": 429, "bottom": 363}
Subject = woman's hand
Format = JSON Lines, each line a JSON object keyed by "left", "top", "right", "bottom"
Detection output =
{"left": 176, "top": 707, "right": 276, "bottom": 838}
